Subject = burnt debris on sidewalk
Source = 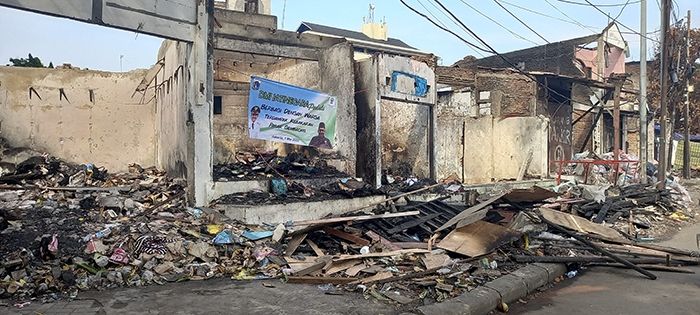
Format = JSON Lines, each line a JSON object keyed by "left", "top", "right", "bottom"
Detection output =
{"left": 1, "top": 143, "right": 698, "bottom": 310}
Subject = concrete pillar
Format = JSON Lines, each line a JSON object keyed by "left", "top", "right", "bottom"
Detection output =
{"left": 189, "top": 0, "right": 214, "bottom": 206}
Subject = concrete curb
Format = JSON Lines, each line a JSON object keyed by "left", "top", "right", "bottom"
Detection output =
{"left": 417, "top": 263, "right": 567, "bottom": 315}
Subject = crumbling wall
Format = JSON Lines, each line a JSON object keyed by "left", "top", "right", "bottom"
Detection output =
{"left": 381, "top": 100, "right": 431, "bottom": 178}
{"left": 155, "top": 40, "right": 189, "bottom": 178}
{"left": 463, "top": 117, "right": 548, "bottom": 184}
{"left": 0, "top": 66, "right": 156, "bottom": 172}
{"left": 377, "top": 55, "right": 436, "bottom": 178}
{"left": 475, "top": 71, "right": 536, "bottom": 117}
{"left": 355, "top": 58, "right": 380, "bottom": 186}
{"left": 436, "top": 90, "right": 471, "bottom": 181}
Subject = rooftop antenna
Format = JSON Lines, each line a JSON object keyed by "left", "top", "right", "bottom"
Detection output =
{"left": 368, "top": 3, "right": 375, "bottom": 23}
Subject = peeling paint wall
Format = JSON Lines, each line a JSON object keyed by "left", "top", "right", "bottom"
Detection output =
{"left": 462, "top": 117, "right": 548, "bottom": 184}
{"left": 376, "top": 55, "right": 436, "bottom": 178}
{"left": 436, "top": 90, "right": 470, "bottom": 181}
{"left": 0, "top": 66, "right": 156, "bottom": 172}
{"left": 155, "top": 40, "right": 190, "bottom": 178}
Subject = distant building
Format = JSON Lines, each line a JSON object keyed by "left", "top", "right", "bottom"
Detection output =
{"left": 455, "top": 23, "right": 628, "bottom": 83}
{"left": 296, "top": 7, "right": 430, "bottom": 60}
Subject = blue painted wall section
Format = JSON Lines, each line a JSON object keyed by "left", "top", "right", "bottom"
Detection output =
{"left": 390, "top": 71, "right": 428, "bottom": 97}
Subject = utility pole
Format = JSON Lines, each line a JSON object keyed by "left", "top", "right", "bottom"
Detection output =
{"left": 640, "top": 0, "right": 649, "bottom": 184}
{"left": 683, "top": 10, "right": 691, "bottom": 178}
{"left": 658, "top": 0, "right": 671, "bottom": 188}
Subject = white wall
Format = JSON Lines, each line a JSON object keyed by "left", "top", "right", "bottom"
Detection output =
{"left": 0, "top": 66, "right": 156, "bottom": 171}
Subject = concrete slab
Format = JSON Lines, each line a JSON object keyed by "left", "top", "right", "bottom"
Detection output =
{"left": 510, "top": 265, "right": 550, "bottom": 294}
{"left": 483, "top": 273, "right": 528, "bottom": 304}
{"left": 209, "top": 177, "right": 345, "bottom": 203}
{"left": 216, "top": 195, "right": 387, "bottom": 225}
{"left": 533, "top": 263, "right": 568, "bottom": 282}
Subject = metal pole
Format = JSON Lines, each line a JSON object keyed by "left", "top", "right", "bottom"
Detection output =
{"left": 683, "top": 10, "right": 691, "bottom": 178}
{"left": 658, "top": 0, "right": 671, "bottom": 188}
{"left": 614, "top": 82, "right": 622, "bottom": 161}
{"left": 640, "top": 0, "right": 649, "bottom": 184}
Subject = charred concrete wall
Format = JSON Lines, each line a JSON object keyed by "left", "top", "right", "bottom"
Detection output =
{"left": 356, "top": 54, "right": 436, "bottom": 185}
{"left": 355, "top": 59, "right": 380, "bottom": 185}
{"left": 155, "top": 40, "right": 190, "bottom": 178}
{"left": 377, "top": 55, "right": 436, "bottom": 179}
{"left": 0, "top": 66, "right": 156, "bottom": 172}
{"left": 212, "top": 42, "right": 356, "bottom": 175}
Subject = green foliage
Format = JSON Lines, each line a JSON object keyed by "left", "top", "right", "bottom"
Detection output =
{"left": 8, "top": 54, "right": 46, "bottom": 68}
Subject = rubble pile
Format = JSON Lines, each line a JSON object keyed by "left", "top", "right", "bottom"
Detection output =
{"left": 1, "top": 142, "right": 697, "bottom": 310}
{"left": 213, "top": 178, "right": 380, "bottom": 205}
{"left": 0, "top": 147, "right": 282, "bottom": 301}
{"left": 267, "top": 181, "right": 697, "bottom": 308}
{"left": 213, "top": 150, "right": 347, "bottom": 181}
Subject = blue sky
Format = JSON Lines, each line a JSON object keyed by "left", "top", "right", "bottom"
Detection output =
{"left": 0, "top": 0, "right": 698, "bottom": 72}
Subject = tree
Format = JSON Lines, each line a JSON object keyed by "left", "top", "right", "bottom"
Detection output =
{"left": 8, "top": 53, "right": 46, "bottom": 68}
{"left": 648, "top": 26, "right": 700, "bottom": 134}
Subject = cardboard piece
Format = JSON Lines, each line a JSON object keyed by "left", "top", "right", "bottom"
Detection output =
{"left": 539, "top": 208, "right": 626, "bottom": 241}
{"left": 438, "top": 221, "right": 521, "bottom": 257}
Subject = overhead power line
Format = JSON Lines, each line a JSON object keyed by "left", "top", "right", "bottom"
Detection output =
{"left": 543, "top": 0, "right": 599, "bottom": 33}
{"left": 580, "top": 0, "right": 659, "bottom": 42}
{"left": 555, "top": 0, "right": 641, "bottom": 7}
{"left": 613, "top": 0, "right": 632, "bottom": 21}
{"left": 399, "top": 0, "right": 492, "bottom": 55}
{"left": 491, "top": 0, "right": 550, "bottom": 43}
{"left": 427, "top": 0, "right": 592, "bottom": 109}
{"left": 498, "top": 0, "right": 599, "bottom": 32}
{"left": 458, "top": 0, "right": 540, "bottom": 46}
{"left": 420, "top": 0, "right": 487, "bottom": 57}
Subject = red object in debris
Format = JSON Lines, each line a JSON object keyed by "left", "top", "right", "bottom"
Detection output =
{"left": 48, "top": 234, "right": 59, "bottom": 254}
{"left": 109, "top": 248, "right": 129, "bottom": 264}
{"left": 85, "top": 240, "right": 97, "bottom": 254}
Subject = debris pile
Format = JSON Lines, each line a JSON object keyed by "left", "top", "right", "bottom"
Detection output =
{"left": 1, "top": 140, "right": 697, "bottom": 310}
{"left": 213, "top": 150, "right": 347, "bottom": 181}
{"left": 213, "top": 177, "right": 380, "bottom": 205}
{"left": 267, "top": 181, "right": 697, "bottom": 307}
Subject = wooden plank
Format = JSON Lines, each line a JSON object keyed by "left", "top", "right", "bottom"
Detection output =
{"left": 306, "top": 239, "right": 325, "bottom": 257}
{"left": 323, "top": 227, "right": 370, "bottom": 246}
{"left": 365, "top": 231, "right": 401, "bottom": 251}
{"left": 421, "top": 253, "right": 452, "bottom": 269}
{"left": 334, "top": 249, "right": 429, "bottom": 262}
{"left": 393, "top": 242, "right": 429, "bottom": 250}
{"left": 214, "top": 37, "right": 320, "bottom": 61}
{"left": 293, "top": 211, "right": 421, "bottom": 227}
{"left": 291, "top": 256, "right": 331, "bottom": 276}
{"left": 345, "top": 263, "right": 367, "bottom": 277}
{"left": 350, "top": 271, "right": 393, "bottom": 284}
{"left": 286, "top": 276, "right": 358, "bottom": 285}
{"left": 284, "top": 233, "right": 307, "bottom": 257}
{"left": 436, "top": 193, "right": 506, "bottom": 232}
{"left": 325, "top": 260, "right": 362, "bottom": 275}
{"left": 589, "top": 263, "right": 696, "bottom": 274}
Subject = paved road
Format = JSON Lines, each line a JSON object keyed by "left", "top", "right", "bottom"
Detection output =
{"left": 510, "top": 221, "right": 700, "bottom": 315}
